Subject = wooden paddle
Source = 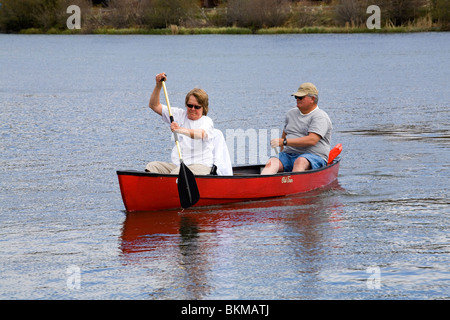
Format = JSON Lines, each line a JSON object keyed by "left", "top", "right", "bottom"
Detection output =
{"left": 161, "top": 80, "right": 200, "bottom": 209}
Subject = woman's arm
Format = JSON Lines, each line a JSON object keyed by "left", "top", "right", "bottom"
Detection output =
{"left": 148, "top": 73, "right": 166, "bottom": 116}
{"left": 170, "top": 122, "right": 206, "bottom": 139}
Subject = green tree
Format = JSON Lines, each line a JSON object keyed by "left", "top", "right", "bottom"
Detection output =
{"left": 431, "top": 0, "right": 450, "bottom": 30}
{"left": 33, "top": 0, "right": 65, "bottom": 30}
{"left": 334, "top": 0, "right": 369, "bottom": 26}
{"left": 227, "top": 0, "right": 290, "bottom": 30}
{"left": 141, "top": 0, "right": 199, "bottom": 28}
{"left": 0, "top": 0, "right": 91, "bottom": 32}
{"left": 381, "top": 0, "right": 428, "bottom": 26}
{"left": 0, "top": 0, "right": 40, "bottom": 32}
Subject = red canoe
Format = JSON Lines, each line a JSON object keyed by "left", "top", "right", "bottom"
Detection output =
{"left": 117, "top": 145, "right": 342, "bottom": 212}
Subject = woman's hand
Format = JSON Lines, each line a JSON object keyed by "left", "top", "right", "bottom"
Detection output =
{"left": 155, "top": 72, "right": 167, "bottom": 84}
{"left": 170, "top": 121, "right": 181, "bottom": 133}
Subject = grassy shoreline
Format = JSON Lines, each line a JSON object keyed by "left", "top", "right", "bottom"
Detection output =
{"left": 16, "top": 25, "right": 444, "bottom": 35}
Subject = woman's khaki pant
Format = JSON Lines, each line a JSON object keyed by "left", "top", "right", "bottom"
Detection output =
{"left": 145, "top": 161, "right": 211, "bottom": 175}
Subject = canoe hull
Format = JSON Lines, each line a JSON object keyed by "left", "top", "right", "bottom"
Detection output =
{"left": 117, "top": 159, "right": 341, "bottom": 212}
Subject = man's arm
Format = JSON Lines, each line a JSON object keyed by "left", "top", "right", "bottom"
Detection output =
{"left": 271, "top": 132, "right": 321, "bottom": 149}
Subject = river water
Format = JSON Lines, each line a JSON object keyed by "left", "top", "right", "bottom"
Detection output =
{"left": 0, "top": 33, "right": 449, "bottom": 301}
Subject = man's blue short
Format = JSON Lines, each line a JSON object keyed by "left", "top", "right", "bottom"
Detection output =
{"left": 278, "top": 152, "right": 327, "bottom": 172}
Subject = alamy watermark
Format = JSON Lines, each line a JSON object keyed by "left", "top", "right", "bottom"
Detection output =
{"left": 66, "top": 265, "right": 81, "bottom": 290}
{"left": 66, "top": 5, "right": 81, "bottom": 30}
{"left": 170, "top": 128, "right": 281, "bottom": 165}
{"left": 366, "top": 266, "right": 381, "bottom": 289}
{"left": 366, "top": 5, "right": 381, "bottom": 30}
{"left": 225, "top": 128, "right": 280, "bottom": 165}
{"left": 65, "top": 4, "right": 381, "bottom": 31}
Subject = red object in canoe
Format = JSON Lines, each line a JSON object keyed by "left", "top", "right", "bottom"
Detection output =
{"left": 117, "top": 148, "right": 342, "bottom": 212}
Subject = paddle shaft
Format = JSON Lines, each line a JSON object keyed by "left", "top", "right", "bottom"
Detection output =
{"left": 161, "top": 80, "right": 183, "bottom": 160}
{"left": 160, "top": 80, "right": 200, "bottom": 209}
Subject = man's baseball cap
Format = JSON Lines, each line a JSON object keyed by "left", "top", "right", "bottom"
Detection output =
{"left": 291, "top": 82, "right": 318, "bottom": 97}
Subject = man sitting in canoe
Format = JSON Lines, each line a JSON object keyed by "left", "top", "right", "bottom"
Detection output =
{"left": 145, "top": 73, "right": 215, "bottom": 175}
{"left": 261, "top": 82, "right": 332, "bottom": 174}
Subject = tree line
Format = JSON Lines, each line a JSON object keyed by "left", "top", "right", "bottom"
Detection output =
{"left": 0, "top": 0, "right": 449, "bottom": 33}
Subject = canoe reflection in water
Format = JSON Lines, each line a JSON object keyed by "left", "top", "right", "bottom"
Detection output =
{"left": 119, "top": 181, "right": 344, "bottom": 298}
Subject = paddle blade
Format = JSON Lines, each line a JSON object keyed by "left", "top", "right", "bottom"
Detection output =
{"left": 177, "top": 162, "right": 200, "bottom": 209}
{"left": 327, "top": 143, "right": 342, "bottom": 165}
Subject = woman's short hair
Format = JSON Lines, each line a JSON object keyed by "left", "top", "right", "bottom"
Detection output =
{"left": 185, "top": 88, "right": 209, "bottom": 115}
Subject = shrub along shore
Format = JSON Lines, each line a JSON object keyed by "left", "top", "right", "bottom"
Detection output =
{"left": 18, "top": 24, "right": 443, "bottom": 35}
{"left": 1, "top": 0, "right": 449, "bottom": 35}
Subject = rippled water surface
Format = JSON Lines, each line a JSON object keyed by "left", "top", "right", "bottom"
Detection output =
{"left": 1, "top": 33, "right": 449, "bottom": 300}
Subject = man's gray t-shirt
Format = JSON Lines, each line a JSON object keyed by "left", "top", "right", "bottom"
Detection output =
{"left": 283, "top": 107, "right": 332, "bottom": 162}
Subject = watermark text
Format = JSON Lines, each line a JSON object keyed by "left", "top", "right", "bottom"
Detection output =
{"left": 366, "top": 5, "right": 381, "bottom": 29}
{"left": 66, "top": 5, "right": 81, "bottom": 30}
{"left": 66, "top": 265, "right": 81, "bottom": 290}
{"left": 366, "top": 266, "right": 381, "bottom": 289}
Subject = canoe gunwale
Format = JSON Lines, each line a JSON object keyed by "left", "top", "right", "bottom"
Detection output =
{"left": 117, "top": 157, "right": 342, "bottom": 179}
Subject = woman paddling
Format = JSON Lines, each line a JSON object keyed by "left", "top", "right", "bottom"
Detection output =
{"left": 145, "top": 73, "right": 215, "bottom": 175}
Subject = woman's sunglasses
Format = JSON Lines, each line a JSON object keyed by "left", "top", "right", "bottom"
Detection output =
{"left": 187, "top": 104, "right": 202, "bottom": 110}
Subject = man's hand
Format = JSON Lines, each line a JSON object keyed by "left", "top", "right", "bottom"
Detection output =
{"left": 270, "top": 138, "right": 282, "bottom": 148}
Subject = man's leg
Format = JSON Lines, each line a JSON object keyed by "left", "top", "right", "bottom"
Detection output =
{"left": 261, "top": 157, "right": 284, "bottom": 175}
{"left": 292, "top": 157, "right": 311, "bottom": 172}
{"left": 292, "top": 153, "right": 326, "bottom": 172}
